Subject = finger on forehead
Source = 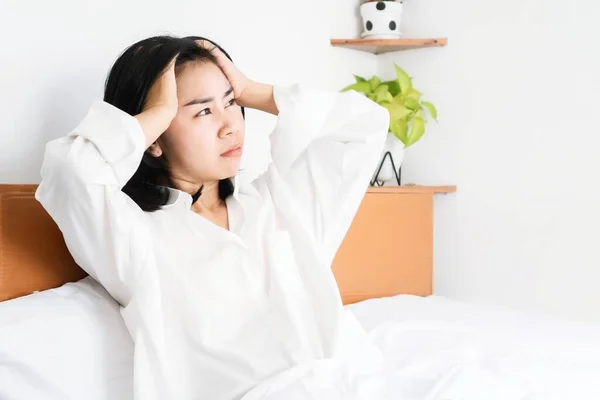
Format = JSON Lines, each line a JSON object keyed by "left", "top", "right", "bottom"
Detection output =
{"left": 159, "top": 55, "right": 178, "bottom": 75}
{"left": 188, "top": 36, "right": 234, "bottom": 62}
{"left": 196, "top": 39, "right": 217, "bottom": 51}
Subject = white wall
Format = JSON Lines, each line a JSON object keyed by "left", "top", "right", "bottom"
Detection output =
{"left": 0, "top": 0, "right": 376, "bottom": 183}
{"left": 3, "top": 0, "right": 599, "bottom": 322}
{"left": 380, "top": 0, "right": 600, "bottom": 322}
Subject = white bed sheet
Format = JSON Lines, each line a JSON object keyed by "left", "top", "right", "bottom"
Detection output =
{"left": 243, "top": 295, "right": 600, "bottom": 399}
{"left": 2, "top": 279, "right": 600, "bottom": 400}
{"left": 347, "top": 295, "right": 600, "bottom": 399}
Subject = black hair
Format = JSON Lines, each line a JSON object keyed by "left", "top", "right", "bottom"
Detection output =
{"left": 103, "top": 35, "right": 244, "bottom": 212}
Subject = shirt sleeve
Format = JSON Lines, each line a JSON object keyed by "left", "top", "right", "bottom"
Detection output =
{"left": 264, "top": 84, "right": 389, "bottom": 264}
{"left": 35, "top": 100, "right": 151, "bottom": 305}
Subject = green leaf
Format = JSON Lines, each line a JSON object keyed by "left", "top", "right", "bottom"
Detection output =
{"left": 369, "top": 76, "right": 382, "bottom": 91}
{"left": 383, "top": 100, "right": 412, "bottom": 121}
{"left": 382, "top": 92, "right": 394, "bottom": 103}
{"left": 406, "top": 117, "right": 426, "bottom": 147}
{"left": 372, "top": 84, "right": 390, "bottom": 103}
{"left": 403, "top": 97, "right": 420, "bottom": 110}
{"left": 395, "top": 64, "right": 412, "bottom": 94}
{"left": 390, "top": 119, "right": 409, "bottom": 144}
{"left": 341, "top": 81, "right": 372, "bottom": 94}
{"left": 374, "top": 84, "right": 389, "bottom": 94}
{"left": 422, "top": 101, "right": 438, "bottom": 121}
{"left": 383, "top": 80, "right": 401, "bottom": 96}
{"left": 405, "top": 88, "right": 422, "bottom": 101}
{"left": 354, "top": 74, "right": 367, "bottom": 83}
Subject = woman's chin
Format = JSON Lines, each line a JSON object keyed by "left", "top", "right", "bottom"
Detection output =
{"left": 218, "top": 161, "right": 242, "bottom": 179}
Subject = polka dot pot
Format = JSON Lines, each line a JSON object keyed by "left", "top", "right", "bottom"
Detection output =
{"left": 360, "top": 1, "right": 403, "bottom": 39}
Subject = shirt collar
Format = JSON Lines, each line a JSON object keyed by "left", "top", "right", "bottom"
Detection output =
{"left": 232, "top": 175, "right": 241, "bottom": 199}
{"left": 163, "top": 187, "right": 193, "bottom": 209}
{"left": 161, "top": 177, "right": 242, "bottom": 211}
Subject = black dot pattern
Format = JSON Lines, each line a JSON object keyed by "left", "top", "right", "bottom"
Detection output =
{"left": 389, "top": 21, "right": 397, "bottom": 30}
{"left": 366, "top": 21, "right": 373, "bottom": 31}
{"left": 376, "top": 2, "right": 386, "bottom": 11}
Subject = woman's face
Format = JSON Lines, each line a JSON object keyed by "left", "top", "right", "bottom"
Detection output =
{"left": 152, "top": 60, "right": 245, "bottom": 186}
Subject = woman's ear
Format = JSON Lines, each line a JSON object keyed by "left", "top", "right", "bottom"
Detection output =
{"left": 147, "top": 141, "right": 163, "bottom": 158}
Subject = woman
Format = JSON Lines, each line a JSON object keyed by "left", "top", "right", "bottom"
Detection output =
{"left": 36, "top": 35, "right": 389, "bottom": 399}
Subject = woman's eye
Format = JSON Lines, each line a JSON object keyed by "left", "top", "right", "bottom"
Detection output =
{"left": 196, "top": 108, "right": 211, "bottom": 117}
{"left": 226, "top": 98, "right": 236, "bottom": 107}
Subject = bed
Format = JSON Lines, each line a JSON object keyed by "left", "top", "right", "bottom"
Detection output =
{"left": 1, "top": 184, "right": 600, "bottom": 399}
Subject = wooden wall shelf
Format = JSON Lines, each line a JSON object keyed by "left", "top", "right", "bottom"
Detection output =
{"left": 367, "top": 185, "right": 456, "bottom": 194}
{"left": 330, "top": 38, "right": 448, "bottom": 55}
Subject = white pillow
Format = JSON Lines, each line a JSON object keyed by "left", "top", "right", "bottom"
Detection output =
{"left": 0, "top": 277, "right": 133, "bottom": 400}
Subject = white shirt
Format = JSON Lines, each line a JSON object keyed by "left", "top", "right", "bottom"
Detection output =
{"left": 36, "top": 84, "right": 389, "bottom": 400}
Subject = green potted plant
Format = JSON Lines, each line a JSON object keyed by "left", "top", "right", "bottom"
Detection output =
{"left": 341, "top": 64, "right": 438, "bottom": 184}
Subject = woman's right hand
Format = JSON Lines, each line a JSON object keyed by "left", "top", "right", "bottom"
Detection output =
{"left": 135, "top": 57, "right": 179, "bottom": 149}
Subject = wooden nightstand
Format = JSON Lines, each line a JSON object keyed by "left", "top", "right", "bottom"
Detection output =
{"left": 332, "top": 186, "right": 456, "bottom": 305}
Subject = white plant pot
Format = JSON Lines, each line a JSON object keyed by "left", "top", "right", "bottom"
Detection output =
{"left": 372, "top": 133, "right": 405, "bottom": 184}
{"left": 360, "top": 1, "right": 403, "bottom": 39}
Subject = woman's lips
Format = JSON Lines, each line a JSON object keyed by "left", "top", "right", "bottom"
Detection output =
{"left": 221, "top": 146, "right": 242, "bottom": 157}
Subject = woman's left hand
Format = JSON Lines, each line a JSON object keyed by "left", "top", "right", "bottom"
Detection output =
{"left": 197, "top": 40, "right": 252, "bottom": 105}
{"left": 197, "top": 40, "right": 278, "bottom": 115}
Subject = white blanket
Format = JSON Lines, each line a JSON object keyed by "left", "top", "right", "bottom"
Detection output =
{"left": 243, "top": 295, "right": 600, "bottom": 400}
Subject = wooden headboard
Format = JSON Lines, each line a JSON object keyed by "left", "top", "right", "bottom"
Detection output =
{"left": 0, "top": 185, "right": 86, "bottom": 301}
{"left": 0, "top": 184, "right": 453, "bottom": 304}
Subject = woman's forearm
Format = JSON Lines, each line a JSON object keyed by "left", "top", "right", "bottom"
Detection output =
{"left": 238, "top": 82, "right": 279, "bottom": 116}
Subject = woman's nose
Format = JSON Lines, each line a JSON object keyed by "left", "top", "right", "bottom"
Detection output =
{"left": 216, "top": 114, "right": 235, "bottom": 138}
{"left": 217, "top": 109, "right": 236, "bottom": 137}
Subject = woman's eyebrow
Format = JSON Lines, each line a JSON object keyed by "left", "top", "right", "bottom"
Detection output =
{"left": 183, "top": 87, "right": 234, "bottom": 107}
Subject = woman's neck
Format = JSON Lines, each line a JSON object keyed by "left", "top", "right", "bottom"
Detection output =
{"left": 192, "top": 181, "right": 223, "bottom": 213}
{"left": 170, "top": 177, "right": 223, "bottom": 212}
{"left": 189, "top": 181, "right": 229, "bottom": 230}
